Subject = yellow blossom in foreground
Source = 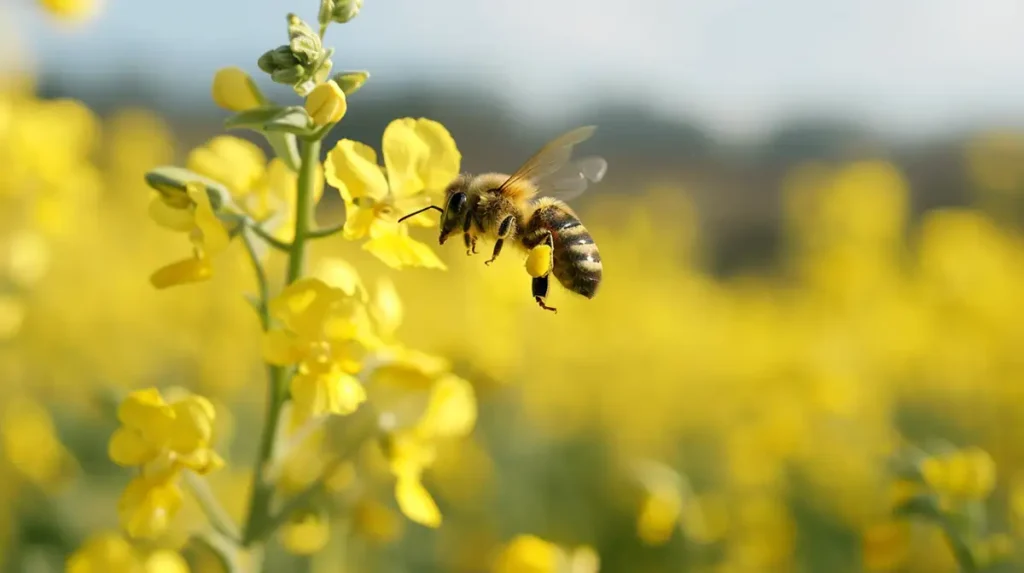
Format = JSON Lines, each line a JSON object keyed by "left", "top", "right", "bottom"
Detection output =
{"left": 381, "top": 371, "right": 477, "bottom": 527}
{"left": 108, "top": 388, "right": 223, "bottom": 538}
{"left": 263, "top": 277, "right": 375, "bottom": 427}
{"left": 66, "top": 531, "right": 189, "bottom": 573}
{"left": 324, "top": 117, "right": 460, "bottom": 269}
{"left": 211, "top": 67, "right": 263, "bottom": 112}
{"left": 493, "top": 535, "right": 600, "bottom": 573}
{"left": 305, "top": 80, "right": 348, "bottom": 126}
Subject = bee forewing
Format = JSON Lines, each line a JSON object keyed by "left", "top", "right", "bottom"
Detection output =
{"left": 499, "top": 126, "right": 598, "bottom": 193}
{"left": 535, "top": 156, "right": 608, "bottom": 203}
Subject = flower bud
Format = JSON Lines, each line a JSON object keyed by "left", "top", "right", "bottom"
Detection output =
{"left": 333, "top": 71, "right": 369, "bottom": 96}
{"left": 287, "top": 14, "right": 322, "bottom": 65}
{"left": 210, "top": 67, "right": 263, "bottom": 112}
{"left": 331, "top": 0, "right": 363, "bottom": 23}
{"left": 272, "top": 66, "right": 307, "bottom": 86}
{"left": 305, "top": 81, "right": 348, "bottom": 126}
{"left": 318, "top": 0, "right": 335, "bottom": 26}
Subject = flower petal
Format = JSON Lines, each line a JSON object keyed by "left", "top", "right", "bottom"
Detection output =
{"left": 279, "top": 512, "right": 331, "bottom": 555}
{"left": 417, "top": 374, "right": 476, "bottom": 439}
{"left": 382, "top": 118, "right": 429, "bottom": 198}
{"left": 372, "top": 276, "right": 403, "bottom": 337}
{"left": 393, "top": 195, "right": 438, "bottom": 228}
{"left": 150, "top": 257, "right": 214, "bottom": 289}
{"left": 167, "top": 396, "right": 215, "bottom": 454}
{"left": 290, "top": 370, "right": 367, "bottom": 425}
{"left": 118, "top": 475, "right": 184, "bottom": 540}
{"left": 109, "top": 428, "right": 160, "bottom": 467}
{"left": 362, "top": 227, "right": 447, "bottom": 270}
{"left": 263, "top": 328, "right": 301, "bottom": 365}
{"left": 117, "top": 390, "right": 176, "bottom": 450}
{"left": 186, "top": 182, "right": 230, "bottom": 255}
{"left": 341, "top": 200, "right": 378, "bottom": 240}
{"left": 148, "top": 197, "right": 195, "bottom": 232}
{"left": 411, "top": 118, "right": 461, "bottom": 192}
{"left": 186, "top": 136, "right": 267, "bottom": 197}
{"left": 395, "top": 474, "right": 442, "bottom": 528}
{"left": 324, "top": 139, "right": 388, "bottom": 202}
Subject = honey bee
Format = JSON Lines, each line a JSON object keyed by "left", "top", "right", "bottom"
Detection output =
{"left": 398, "top": 126, "right": 607, "bottom": 312}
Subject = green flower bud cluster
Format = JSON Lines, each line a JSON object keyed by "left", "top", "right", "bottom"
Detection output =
{"left": 258, "top": 14, "right": 335, "bottom": 96}
{"left": 319, "top": 0, "right": 363, "bottom": 25}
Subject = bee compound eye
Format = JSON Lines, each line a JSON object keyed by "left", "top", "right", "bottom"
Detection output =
{"left": 448, "top": 192, "right": 466, "bottom": 213}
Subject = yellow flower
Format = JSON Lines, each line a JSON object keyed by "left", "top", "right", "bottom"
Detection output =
{"left": 108, "top": 388, "right": 223, "bottom": 538}
{"left": 108, "top": 388, "right": 223, "bottom": 475}
{"left": 920, "top": 447, "right": 996, "bottom": 501}
{"left": 148, "top": 181, "right": 231, "bottom": 289}
{"left": 324, "top": 117, "right": 460, "bottom": 269}
{"left": 263, "top": 278, "right": 375, "bottom": 427}
{"left": 117, "top": 475, "right": 185, "bottom": 540}
{"left": 632, "top": 460, "right": 684, "bottom": 546}
{"left": 187, "top": 136, "right": 324, "bottom": 242}
{"left": 211, "top": 67, "right": 263, "bottom": 112}
{"left": 66, "top": 532, "right": 140, "bottom": 573}
{"left": 380, "top": 371, "right": 477, "bottom": 528}
{"left": 1, "top": 395, "right": 76, "bottom": 489}
{"left": 280, "top": 512, "right": 331, "bottom": 555}
{"left": 66, "top": 531, "right": 189, "bottom": 573}
{"left": 38, "top": 0, "right": 101, "bottom": 21}
{"left": 493, "top": 535, "right": 599, "bottom": 573}
{"left": 305, "top": 80, "right": 348, "bottom": 126}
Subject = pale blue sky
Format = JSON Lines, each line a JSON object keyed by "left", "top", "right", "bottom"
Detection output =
{"left": 8, "top": 0, "right": 1024, "bottom": 139}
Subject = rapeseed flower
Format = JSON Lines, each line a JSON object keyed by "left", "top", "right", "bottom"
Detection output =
{"left": 108, "top": 388, "right": 223, "bottom": 538}
{"left": 324, "top": 117, "right": 460, "bottom": 269}
{"left": 263, "top": 277, "right": 375, "bottom": 427}
{"left": 379, "top": 370, "right": 476, "bottom": 527}
{"left": 186, "top": 135, "right": 325, "bottom": 243}
{"left": 66, "top": 531, "right": 189, "bottom": 573}
{"left": 148, "top": 181, "right": 231, "bottom": 289}
{"left": 492, "top": 535, "right": 600, "bottom": 573}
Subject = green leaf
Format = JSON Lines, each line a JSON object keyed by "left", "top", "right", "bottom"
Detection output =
{"left": 264, "top": 132, "right": 301, "bottom": 172}
{"left": 225, "top": 106, "right": 314, "bottom": 136}
{"left": 262, "top": 106, "right": 314, "bottom": 135}
{"left": 224, "top": 106, "right": 287, "bottom": 130}
{"left": 144, "top": 167, "right": 231, "bottom": 211}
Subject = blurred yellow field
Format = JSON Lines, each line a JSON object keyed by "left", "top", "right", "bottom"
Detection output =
{"left": 3, "top": 1, "right": 1024, "bottom": 572}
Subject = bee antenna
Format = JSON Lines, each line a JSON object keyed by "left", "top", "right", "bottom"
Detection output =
{"left": 397, "top": 205, "right": 444, "bottom": 223}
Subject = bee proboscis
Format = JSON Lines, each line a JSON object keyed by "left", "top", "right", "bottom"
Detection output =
{"left": 398, "top": 126, "right": 607, "bottom": 313}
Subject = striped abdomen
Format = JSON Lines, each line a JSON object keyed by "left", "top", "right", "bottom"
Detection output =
{"left": 523, "top": 198, "right": 602, "bottom": 298}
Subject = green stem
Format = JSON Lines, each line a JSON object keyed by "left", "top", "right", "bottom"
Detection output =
{"left": 247, "top": 414, "right": 376, "bottom": 544}
{"left": 306, "top": 222, "right": 345, "bottom": 240}
{"left": 240, "top": 229, "right": 270, "bottom": 330}
{"left": 286, "top": 138, "right": 321, "bottom": 284}
{"left": 242, "top": 138, "right": 322, "bottom": 550}
{"left": 184, "top": 472, "right": 242, "bottom": 543}
{"left": 249, "top": 224, "right": 293, "bottom": 252}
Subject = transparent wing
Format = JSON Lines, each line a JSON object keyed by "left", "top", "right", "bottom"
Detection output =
{"left": 498, "top": 126, "right": 598, "bottom": 195}
{"left": 534, "top": 155, "right": 608, "bottom": 203}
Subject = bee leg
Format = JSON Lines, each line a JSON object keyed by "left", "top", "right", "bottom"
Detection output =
{"left": 485, "top": 215, "right": 516, "bottom": 266}
{"left": 463, "top": 216, "right": 477, "bottom": 255}
{"left": 532, "top": 275, "right": 557, "bottom": 313}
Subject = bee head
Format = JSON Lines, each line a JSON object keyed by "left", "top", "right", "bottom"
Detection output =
{"left": 438, "top": 176, "right": 470, "bottom": 245}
